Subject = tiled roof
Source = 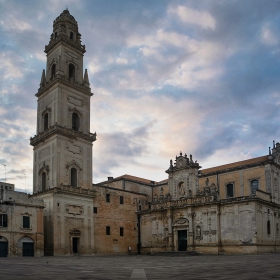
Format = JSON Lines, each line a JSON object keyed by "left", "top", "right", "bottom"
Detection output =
{"left": 201, "top": 155, "right": 268, "bottom": 174}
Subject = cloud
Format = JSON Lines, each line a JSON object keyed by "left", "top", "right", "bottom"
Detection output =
{"left": 168, "top": 5, "right": 216, "bottom": 30}
{"left": 1, "top": 0, "right": 280, "bottom": 188}
{"left": 261, "top": 23, "right": 279, "bottom": 46}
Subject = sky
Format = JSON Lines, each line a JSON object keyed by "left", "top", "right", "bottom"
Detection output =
{"left": 1, "top": 0, "right": 280, "bottom": 193}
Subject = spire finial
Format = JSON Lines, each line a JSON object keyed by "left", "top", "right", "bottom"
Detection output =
{"left": 84, "top": 69, "right": 90, "bottom": 85}
{"left": 269, "top": 147, "right": 271, "bottom": 155}
{"left": 273, "top": 140, "right": 275, "bottom": 149}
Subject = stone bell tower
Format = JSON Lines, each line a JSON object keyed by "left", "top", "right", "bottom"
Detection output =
{"left": 30, "top": 9, "right": 96, "bottom": 256}
{"left": 30, "top": 9, "right": 96, "bottom": 192}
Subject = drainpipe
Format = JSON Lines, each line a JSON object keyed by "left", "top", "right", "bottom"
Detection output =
{"left": 137, "top": 214, "right": 141, "bottom": 254}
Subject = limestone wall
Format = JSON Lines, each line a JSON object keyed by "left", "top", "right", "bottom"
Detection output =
{"left": 93, "top": 185, "right": 147, "bottom": 254}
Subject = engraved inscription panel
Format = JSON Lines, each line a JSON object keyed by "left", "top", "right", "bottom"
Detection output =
{"left": 67, "top": 95, "right": 83, "bottom": 107}
{"left": 65, "top": 204, "right": 83, "bottom": 216}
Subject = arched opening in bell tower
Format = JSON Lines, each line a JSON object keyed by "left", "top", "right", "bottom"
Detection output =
{"left": 51, "top": 64, "right": 56, "bottom": 79}
{"left": 71, "top": 168, "right": 78, "bottom": 188}
{"left": 70, "top": 31, "right": 74, "bottom": 40}
{"left": 44, "top": 113, "right": 49, "bottom": 130}
{"left": 69, "top": 63, "right": 75, "bottom": 80}
{"left": 72, "top": 113, "right": 80, "bottom": 131}
{"left": 42, "top": 172, "right": 46, "bottom": 191}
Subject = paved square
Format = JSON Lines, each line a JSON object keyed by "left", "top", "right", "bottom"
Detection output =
{"left": 0, "top": 254, "right": 280, "bottom": 279}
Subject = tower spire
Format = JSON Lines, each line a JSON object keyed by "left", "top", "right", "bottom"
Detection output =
{"left": 83, "top": 69, "right": 90, "bottom": 86}
{"left": 40, "top": 69, "right": 46, "bottom": 87}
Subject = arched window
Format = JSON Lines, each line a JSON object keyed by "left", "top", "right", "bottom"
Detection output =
{"left": 44, "top": 113, "right": 49, "bottom": 130}
{"left": 71, "top": 168, "right": 78, "bottom": 188}
{"left": 55, "top": 32, "right": 57, "bottom": 38}
{"left": 251, "top": 180, "right": 259, "bottom": 195}
{"left": 70, "top": 32, "right": 74, "bottom": 40}
{"left": 226, "top": 184, "right": 234, "bottom": 198}
{"left": 51, "top": 64, "right": 56, "bottom": 78}
{"left": 72, "top": 113, "right": 80, "bottom": 131}
{"left": 42, "top": 172, "right": 46, "bottom": 192}
{"left": 267, "top": 220, "right": 271, "bottom": 235}
{"left": 69, "top": 63, "right": 75, "bottom": 80}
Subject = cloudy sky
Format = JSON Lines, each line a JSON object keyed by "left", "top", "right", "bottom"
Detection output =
{"left": 1, "top": 0, "right": 280, "bottom": 192}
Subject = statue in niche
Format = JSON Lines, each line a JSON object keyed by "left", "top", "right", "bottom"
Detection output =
{"left": 196, "top": 226, "right": 201, "bottom": 236}
{"left": 179, "top": 182, "right": 185, "bottom": 197}
{"left": 160, "top": 187, "right": 164, "bottom": 196}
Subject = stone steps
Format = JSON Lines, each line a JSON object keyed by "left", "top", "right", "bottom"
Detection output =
{"left": 150, "top": 251, "right": 200, "bottom": 257}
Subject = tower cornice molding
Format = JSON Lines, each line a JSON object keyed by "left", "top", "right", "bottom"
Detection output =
{"left": 45, "top": 37, "right": 86, "bottom": 55}
{"left": 37, "top": 77, "right": 92, "bottom": 98}
{"left": 30, "top": 124, "right": 96, "bottom": 146}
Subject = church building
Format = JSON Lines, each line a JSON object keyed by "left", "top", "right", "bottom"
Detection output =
{"left": 1, "top": 9, "right": 280, "bottom": 257}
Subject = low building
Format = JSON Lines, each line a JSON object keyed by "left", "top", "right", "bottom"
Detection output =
{"left": 0, "top": 182, "right": 44, "bottom": 257}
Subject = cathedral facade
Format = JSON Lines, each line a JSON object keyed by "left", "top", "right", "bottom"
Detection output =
{"left": 32, "top": 9, "right": 280, "bottom": 256}
{"left": 1, "top": 10, "right": 279, "bottom": 257}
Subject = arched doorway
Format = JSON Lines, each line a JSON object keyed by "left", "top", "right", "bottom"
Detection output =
{"left": 0, "top": 236, "right": 8, "bottom": 257}
{"left": 18, "top": 236, "right": 34, "bottom": 257}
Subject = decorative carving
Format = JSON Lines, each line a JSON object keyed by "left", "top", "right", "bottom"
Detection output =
{"left": 38, "top": 161, "right": 50, "bottom": 176}
{"left": 66, "top": 142, "right": 82, "bottom": 154}
{"left": 196, "top": 226, "right": 202, "bottom": 240}
{"left": 197, "top": 183, "right": 218, "bottom": 199}
{"left": 173, "top": 217, "right": 188, "bottom": 225}
{"left": 65, "top": 217, "right": 84, "bottom": 228}
{"left": 66, "top": 204, "right": 83, "bottom": 216}
{"left": 67, "top": 95, "right": 83, "bottom": 107}
{"left": 39, "top": 146, "right": 50, "bottom": 159}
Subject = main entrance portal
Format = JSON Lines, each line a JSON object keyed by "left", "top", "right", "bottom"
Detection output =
{"left": 178, "top": 230, "right": 187, "bottom": 251}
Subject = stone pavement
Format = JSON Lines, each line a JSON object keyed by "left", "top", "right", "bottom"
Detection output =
{"left": 0, "top": 253, "right": 280, "bottom": 279}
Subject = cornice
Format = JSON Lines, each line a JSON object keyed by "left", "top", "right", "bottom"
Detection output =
{"left": 37, "top": 76, "right": 92, "bottom": 98}
{"left": 30, "top": 124, "right": 96, "bottom": 146}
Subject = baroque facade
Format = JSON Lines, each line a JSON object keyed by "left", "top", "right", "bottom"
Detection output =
{"left": 2, "top": 9, "right": 280, "bottom": 257}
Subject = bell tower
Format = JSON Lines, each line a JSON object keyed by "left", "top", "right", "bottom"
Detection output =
{"left": 30, "top": 9, "right": 96, "bottom": 193}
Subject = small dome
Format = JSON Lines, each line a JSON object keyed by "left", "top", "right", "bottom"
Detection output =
{"left": 53, "top": 8, "right": 77, "bottom": 26}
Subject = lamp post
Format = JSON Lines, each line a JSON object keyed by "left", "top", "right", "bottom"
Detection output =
{"left": 3, "top": 164, "right": 6, "bottom": 182}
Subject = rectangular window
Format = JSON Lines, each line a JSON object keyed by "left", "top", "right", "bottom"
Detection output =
{"left": 0, "top": 214, "right": 7, "bottom": 227}
{"left": 120, "top": 227, "right": 124, "bottom": 236}
{"left": 226, "top": 184, "right": 234, "bottom": 198}
{"left": 106, "top": 193, "right": 110, "bottom": 203}
{"left": 120, "top": 196, "right": 124, "bottom": 204}
{"left": 23, "top": 216, "right": 30, "bottom": 229}
{"left": 106, "top": 226, "right": 110, "bottom": 235}
{"left": 93, "top": 207, "right": 97, "bottom": 214}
